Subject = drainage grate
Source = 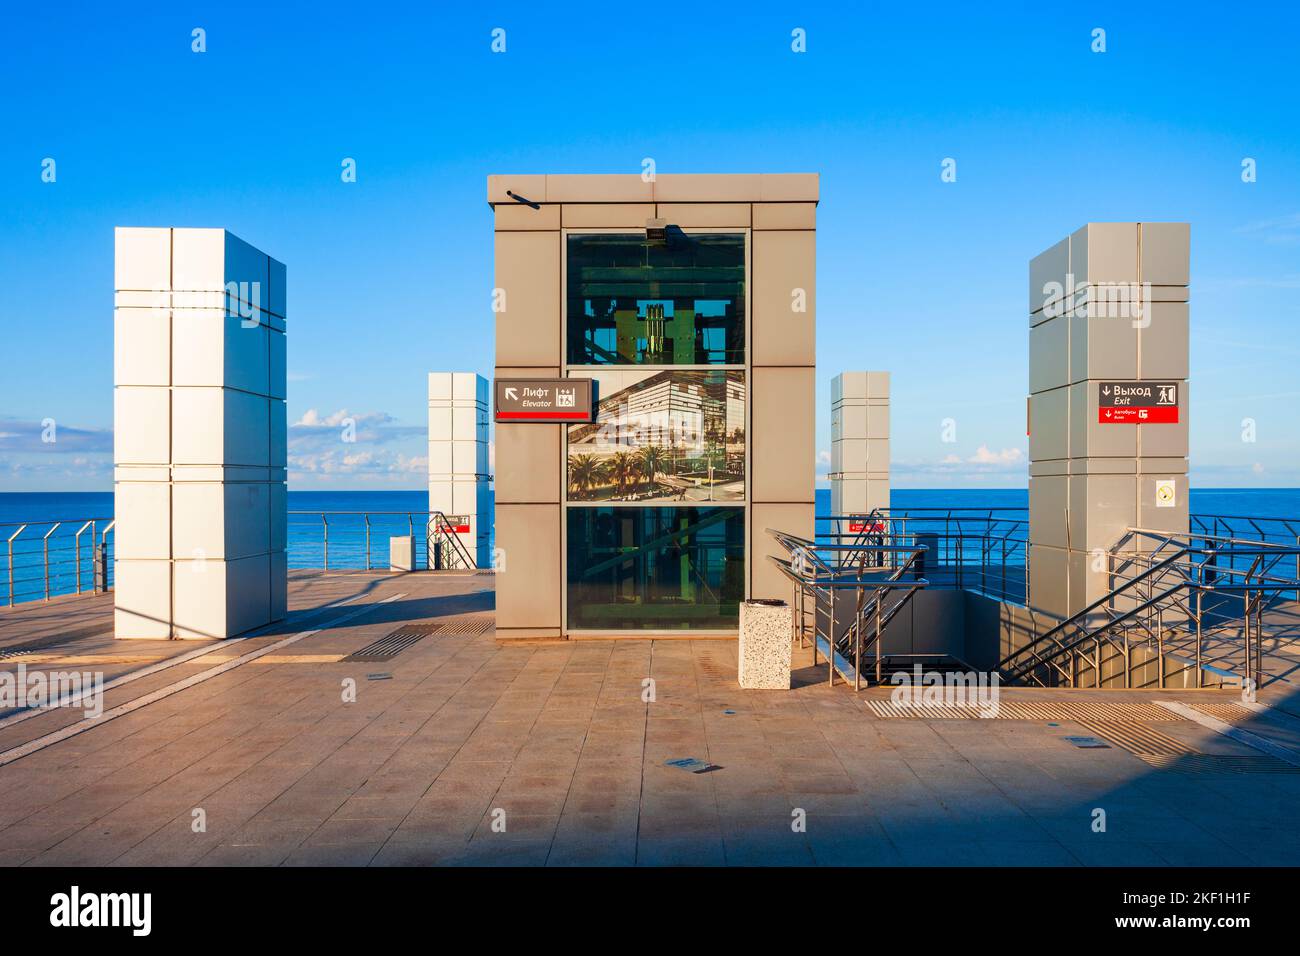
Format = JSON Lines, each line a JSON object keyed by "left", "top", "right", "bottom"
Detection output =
{"left": 1071, "top": 718, "right": 1300, "bottom": 774}
{"left": 342, "top": 624, "right": 441, "bottom": 663}
{"left": 697, "top": 657, "right": 731, "bottom": 682}
{"left": 1138, "top": 753, "right": 1300, "bottom": 774}
{"left": 863, "top": 700, "right": 1182, "bottom": 722}
{"left": 1005, "top": 700, "right": 1181, "bottom": 722}
{"left": 435, "top": 618, "right": 492, "bottom": 636}
{"left": 1075, "top": 719, "right": 1191, "bottom": 756}
{"left": 865, "top": 702, "right": 992, "bottom": 720}
{"left": 1191, "top": 702, "right": 1259, "bottom": 723}
{"left": 341, "top": 618, "right": 491, "bottom": 661}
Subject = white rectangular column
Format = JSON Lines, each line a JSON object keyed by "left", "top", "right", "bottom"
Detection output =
{"left": 829, "top": 371, "right": 890, "bottom": 519}
{"left": 428, "top": 372, "right": 490, "bottom": 568}
{"left": 114, "top": 227, "right": 287, "bottom": 639}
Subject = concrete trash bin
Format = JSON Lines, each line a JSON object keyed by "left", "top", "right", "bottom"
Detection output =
{"left": 389, "top": 536, "right": 416, "bottom": 572}
{"left": 738, "top": 599, "right": 792, "bottom": 689}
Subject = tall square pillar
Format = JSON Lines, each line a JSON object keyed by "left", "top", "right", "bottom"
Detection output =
{"left": 114, "top": 227, "right": 287, "bottom": 639}
{"left": 829, "top": 371, "right": 890, "bottom": 519}
{"left": 427, "top": 372, "right": 490, "bottom": 567}
{"left": 1028, "top": 222, "right": 1189, "bottom": 620}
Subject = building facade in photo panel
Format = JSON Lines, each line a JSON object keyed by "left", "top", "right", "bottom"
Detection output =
{"left": 427, "top": 372, "right": 490, "bottom": 568}
{"left": 490, "top": 174, "right": 818, "bottom": 638}
{"left": 113, "top": 227, "right": 288, "bottom": 639}
{"left": 1027, "top": 223, "right": 1190, "bottom": 622}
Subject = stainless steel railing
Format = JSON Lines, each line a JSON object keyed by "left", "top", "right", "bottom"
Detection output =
{"left": 820, "top": 509, "right": 1028, "bottom": 604}
{"left": 286, "top": 511, "right": 478, "bottom": 572}
{"left": 1, "top": 518, "right": 115, "bottom": 607}
{"left": 767, "top": 527, "right": 928, "bottom": 688}
{"left": 998, "top": 528, "right": 1300, "bottom": 689}
{"left": 1, "top": 509, "right": 481, "bottom": 610}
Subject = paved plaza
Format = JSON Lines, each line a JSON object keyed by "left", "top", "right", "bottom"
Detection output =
{"left": 1, "top": 571, "right": 1299, "bottom": 866}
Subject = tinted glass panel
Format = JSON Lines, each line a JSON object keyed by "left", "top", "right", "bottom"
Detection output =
{"left": 567, "top": 233, "right": 744, "bottom": 365}
{"left": 567, "top": 506, "right": 744, "bottom": 629}
{"left": 567, "top": 369, "right": 745, "bottom": 502}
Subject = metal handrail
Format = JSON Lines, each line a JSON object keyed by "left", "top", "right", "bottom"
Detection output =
{"left": 2, "top": 517, "right": 114, "bottom": 608}
{"left": 997, "top": 546, "right": 1194, "bottom": 680}
{"left": 2, "top": 508, "right": 480, "bottom": 608}
{"left": 999, "top": 526, "right": 1300, "bottom": 687}
{"left": 821, "top": 514, "right": 1028, "bottom": 605}
{"left": 766, "top": 527, "right": 929, "bottom": 688}
{"left": 286, "top": 510, "right": 478, "bottom": 572}
{"left": 427, "top": 513, "right": 477, "bottom": 570}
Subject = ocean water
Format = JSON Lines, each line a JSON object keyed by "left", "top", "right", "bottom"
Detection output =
{"left": 0, "top": 490, "right": 441, "bottom": 605}
{"left": 1, "top": 488, "right": 1297, "bottom": 605}
{"left": 815, "top": 487, "right": 1300, "bottom": 519}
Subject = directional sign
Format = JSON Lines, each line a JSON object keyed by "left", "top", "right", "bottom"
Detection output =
{"left": 1098, "top": 380, "right": 1179, "bottom": 424}
{"left": 848, "top": 520, "right": 887, "bottom": 534}
{"left": 442, "top": 514, "right": 471, "bottom": 533}
{"left": 494, "top": 378, "right": 594, "bottom": 422}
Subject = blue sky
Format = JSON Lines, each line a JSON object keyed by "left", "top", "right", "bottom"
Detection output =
{"left": 1, "top": 1, "right": 1297, "bottom": 491}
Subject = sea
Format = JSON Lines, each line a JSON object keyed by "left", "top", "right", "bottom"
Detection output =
{"left": 2, "top": 487, "right": 1298, "bottom": 605}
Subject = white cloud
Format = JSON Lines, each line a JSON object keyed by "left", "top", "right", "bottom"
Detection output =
{"left": 287, "top": 408, "right": 428, "bottom": 482}
{"left": 968, "top": 445, "right": 1023, "bottom": 465}
{"left": 1236, "top": 212, "right": 1300, "bottom": 244}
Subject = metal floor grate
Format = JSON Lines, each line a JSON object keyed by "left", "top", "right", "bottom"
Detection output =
{"left": 434, "top": 618, "right": 492, "bottom": 636}
{"left": 340, "top": 618, "right": 491, "bottom": 662}
{"left": 1191, "top": 702, "right": 1259, "bottom": 722}
{"left": 342, "top": 624, "right": 441, "bottom": 662}
{"left": 863, "top": 700, "right": 1182, "bottom": 722}
{"left": 1075, "top": 719, "right": 1191, "bottom": 756}
{"left": 1077, "top": 719, "right": 1300, "bottom": 774}
{"left": 865, "top": 702, "right": 991, "bottom": 720}
{"left": 1138, "top": 753, "right": 1300, "bottom": 774}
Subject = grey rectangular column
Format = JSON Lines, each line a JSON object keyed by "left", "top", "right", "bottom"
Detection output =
{"left": 1028, "top": 223, "right": 1189, "bottom": 620}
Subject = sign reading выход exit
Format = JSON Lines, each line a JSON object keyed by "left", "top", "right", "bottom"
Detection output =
{"left": 1098, "top": 381, "right": 1179, "bottom": 424}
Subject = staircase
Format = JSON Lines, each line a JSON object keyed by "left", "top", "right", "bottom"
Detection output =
{"left": 998, "top": 528, "right": 1300, "bottom": 690}
{"left": 767, "top": 526, "right": 927, "bottom": 688}
{"left": 426, "top": 513, "right": 478, "bottom": 570}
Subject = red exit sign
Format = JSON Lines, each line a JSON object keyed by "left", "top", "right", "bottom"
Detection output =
{"left": 1098, "top": 381, "right": 1179, "bottom": 424}
{"left": 1099, "top": 406, "right": 1179, "bottom": 424}
{"left": 848, "top": 521, "right": 887, "bottom": 534}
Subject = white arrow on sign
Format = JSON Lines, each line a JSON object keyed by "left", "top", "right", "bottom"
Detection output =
{"left": 505, "top": 387, "right": 518, "bottom": 401}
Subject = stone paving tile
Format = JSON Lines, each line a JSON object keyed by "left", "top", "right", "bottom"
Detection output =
{"left": 370, "top": 841, "right": 464, "bottom": 866}
{"left": 282, "top": 843, "right": 382, "bottom": 866}
{"left": 636, "top": 834, "right": 727, "bottom": 866}
{"left": 305, "top": 816, "right": 403, "bottom": 846}
{"left": 546, "top": 842, "right": 637, "bottom": 867}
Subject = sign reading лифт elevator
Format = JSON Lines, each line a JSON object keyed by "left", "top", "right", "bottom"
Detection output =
{"left": 494, "top": 378, "right": 594, "bottom": 422}
{"left": 1098, "top": 381, "right": 1179, "bottom": 424}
